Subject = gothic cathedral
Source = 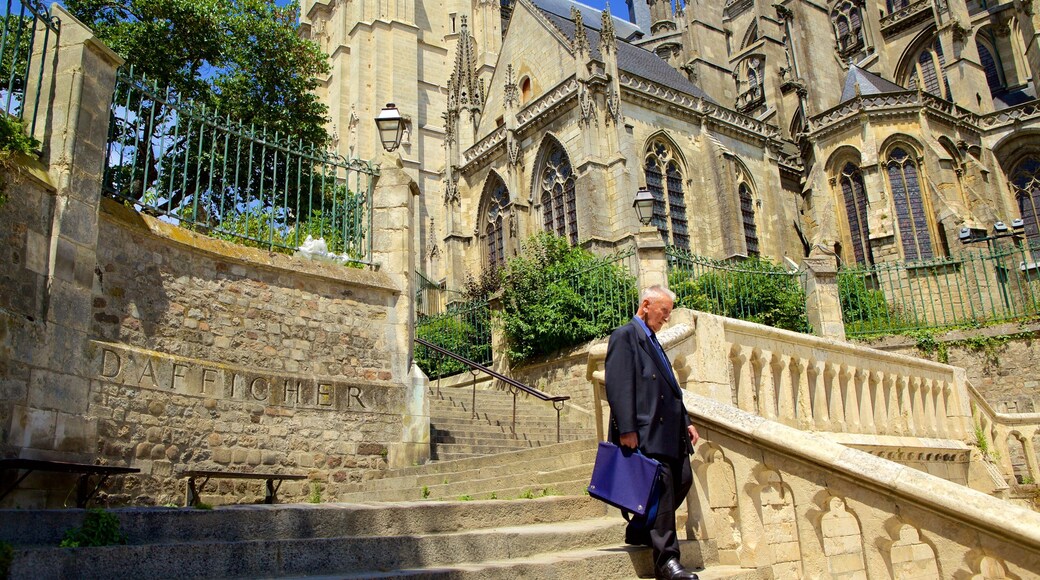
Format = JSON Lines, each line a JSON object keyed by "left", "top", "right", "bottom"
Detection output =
{"left": 299, "top": 0, "right": 1040, "bottom": 290}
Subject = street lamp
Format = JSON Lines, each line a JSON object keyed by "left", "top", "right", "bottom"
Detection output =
{"left": 633, "top": 187, "right": 655, "bottom": 226}
{"left": 375, "top": 103, "right": 405, "bottom": 152}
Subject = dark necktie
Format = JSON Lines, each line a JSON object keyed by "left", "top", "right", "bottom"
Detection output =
{"left": 649, "top": 333, "right": 675, "bottom": 382}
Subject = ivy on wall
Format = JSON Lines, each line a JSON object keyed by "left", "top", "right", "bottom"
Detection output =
{"left": 0, "top": 116, "right": 40, "bottom": 209}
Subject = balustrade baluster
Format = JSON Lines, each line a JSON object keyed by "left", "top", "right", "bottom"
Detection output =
{"left": 1024, "top": 428, "right": 1040, "bottom": 486}
{"left": 829, "top": 364, "right": 846, "bottom": 433}
{"left": 731, "top": 345, "right": 755, "bottom": 412}
{"left": 843, "top": 367, "right": 862, "bottom": 433}
{"left": 758, "top": 351, "right": 777, "bottom": 420}
{"left": 813, "top": 361, "right": 831, "bottom": 431}
{"left": 872, "top": 371, "right": 888, "bottom": 434}
{"left": 923, "top": 379, "right": 938, "bottom": 437}
{"left": 794, "top": 359, "right": 814, "bottom": 430}
{"left": 934, "top": 380, "right": 949, "bottom": 438}
{"left": 897, "top": 375, "right": 913, "bottom": 436}
{"left": 909, "top": 377, "right": 924, "bottom": 437}
{"left": 860, "top": 369, "right": 876, "bottom": 435}
{"left": 776, "top": 355, "right": 796, "bottom": 426}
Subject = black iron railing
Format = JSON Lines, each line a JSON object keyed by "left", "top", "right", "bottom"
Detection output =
{"left": 415, "top": 337, "right": 569, "bottom": 443}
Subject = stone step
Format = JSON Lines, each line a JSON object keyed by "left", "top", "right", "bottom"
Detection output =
{"left": 361, "top": 439, "right": 598, "bottom": 481}
{"left": 430, "top": 423, "right": 593, "bottom": 438}
{"left": 430, "top": 435, "right": 565, "bottom": 449}
{"left": 430, "top": 414, "right": 584, "bottom": 432}
{"left": 431, "top": 442, "right": 556, "bottom": 456}
{"left": 1, "top": 496, "right": 607, "bottom": 547}
{"left": 341, "top": 477, "right": 591, "bottom": 503}
{"left": 303, "top": 553, "right": 759, "bottom": 580}
{"left": 429, "top": 409, "right": 571, "bottom": 425}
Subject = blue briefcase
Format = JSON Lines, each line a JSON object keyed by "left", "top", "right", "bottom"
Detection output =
{"left": 587, "top": 441, "right": 663, "bottom": 526}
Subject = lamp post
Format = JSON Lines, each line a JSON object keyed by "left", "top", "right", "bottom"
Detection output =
{"left": 375, "top": 103, "right": 405, "bottom": 152}
{"left": 959, "top": 219, "right": 1026, "bottom": 310}
{"left": 633, "top": 187, "right": 655, "bottom": 227}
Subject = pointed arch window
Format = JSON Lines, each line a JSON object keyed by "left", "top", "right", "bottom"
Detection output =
{"left": 887, "top": 148, "right": 933, "bottom": 260}
{"left": 887, "top": 0, "right": 910, "bottom": 12}
{"left": 976, "top": 37, "right": 1007, "bottom": 96}
{"left": 644, "top": 138, "right": 690, "bottom": 250}
{"left": 539, "top": 143, "right": 578, "bottom": 245}
{"left": 839, "top": 163, "right": 873, "bottom": 265}
{"left": 1011, "top": 157, "right": 1040, "bottom": 245}
{"left": 739, "top": 182, "right": 759, "bottom": 256}
{"left": 482, "top": 175, "right": 509, "bottom": 268}
{"left": 907, "top": 39, "right": 952, "bottom": 100}
{"left": 832, "top": 1, "right": 864, "bottom": 55}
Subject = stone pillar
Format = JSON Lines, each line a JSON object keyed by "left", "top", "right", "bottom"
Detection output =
{"left": 371, "top": 150, "right": 428, "bottom": 467}
{"left": 802, "top": 255, "right": 846, "bottom": 340}
{"left": 7, "top": 6, "right": 122, "bottom": 476}
{"left": 635, "top": 226, "right": 668, "bottom": 290}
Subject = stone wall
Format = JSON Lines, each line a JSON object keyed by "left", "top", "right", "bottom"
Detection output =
{"left": 0, "top": 7, "right": 426, "bottom": 508}
{"left": 861, "top": 322, "right": 1040, "bottom": 414}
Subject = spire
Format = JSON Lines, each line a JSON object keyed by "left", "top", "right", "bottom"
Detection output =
{"left": 600, "top": 5, "right": 617, "bottom": 55}
{"left": 571, "top": 7, "right": 590, "bottom": 56}
{"left": 447, "top": 16, "right": 484, "bottom": 110}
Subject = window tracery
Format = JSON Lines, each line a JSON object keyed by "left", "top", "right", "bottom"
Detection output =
{"left": 1011, "top": 157, "right": 1040, "bottom": 245}
{"left": 481, "top": 175, "right": 509, "bottom": 268}
{"left": 839, "top": 163, "right": 873, "bottom": 265}
{"left": 644, "top": 138, "right": 690, "bottom": 250}
{"left": 887, "top": 148, "right": 933, "bottom": 260}
{"left": 832, "top": 1, "right": 865, "bottom": 57}
{"left": 905, "top": 39, "right": 952, "bottom": 100}
{"left": 539, "top": 143, "right": 578, "bottom": 245}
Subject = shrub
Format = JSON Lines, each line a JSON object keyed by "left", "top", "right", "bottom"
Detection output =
{"left": 0, "top": 115, "right": 40, "bottom": 209}
{"left": 838, "top": 267, "right": 901, "bottom": 335}
{"left": 499, "top": 233, "right": 637, "bottom": 363}
{"left": 415, "top": 301, "right": 492, "bottom": 378}
{"left": 59, "top": 509, "right": 127, "bottom": 548}
{"left": 669, "top": 255, "right": 810, "bottom": 333}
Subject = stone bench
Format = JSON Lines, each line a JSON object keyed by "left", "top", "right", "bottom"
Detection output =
{"left": 181, "top": 470, "right": 308, "bottom": 507}
{"left": 0, "top": 458, "right": 140, "bottom": 508}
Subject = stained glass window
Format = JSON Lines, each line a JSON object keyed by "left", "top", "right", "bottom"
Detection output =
{"left": 739, "top": 183, "right": 759, "bottom": 256}
{"left": 907, "top": 40, "right": 951, "bottom": 100}
{"left": 840, "top": 163, "right": 873, "bottom": 264}
{"left": 539, "top": 143, "right": 578, "bottom": 245}
{"left": 1011, "top": 157, "right": 1040, "bottom": 245}
{"left": 976, "top": 40, "right": 1004, "bottom": 94}
{"left": 887, "top": 148, "right": 933, "bottom": 260}
{"left": 832, "top": 1, "right": 864, "bottom": 53}
{"left": 644, "top": 139, "right": 690, "bottom": 250}
{"left": 483, "top": 175, "right": 509, "bottom": 268}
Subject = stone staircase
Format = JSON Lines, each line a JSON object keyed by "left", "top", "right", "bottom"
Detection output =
{"left": 2, "top": 496, "right": 759, "bottom": 579}
{"left": 428, "top": 384, "right": 596, "bottom": 461}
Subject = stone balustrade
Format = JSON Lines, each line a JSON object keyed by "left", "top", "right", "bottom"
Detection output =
{"left": 588, "top": 309, "right": 974, "bottom": 448}
{"left": 586, "top": 309, "right": 1040, "bottom": 576}
{"left": 969, "top": 381, "right": 1040, "bottom": 485}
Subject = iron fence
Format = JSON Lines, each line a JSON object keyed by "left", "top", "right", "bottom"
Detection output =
{"left": 552, "top": 247, "right": 639, "bottom": 329}
{"left": 839, "top": 242, "right": 1040, "bottom": 337}
{"left": 102, "top": 69, "right": 379, "bottom": 264}
{"left": 1, "top": 0, "right": 59, "bottom": 143}
{"left": 666, "top": 247, "right": 811, "bottom": 333}
{"left": 415, "top": 299, "right": 492, "bottom": 380}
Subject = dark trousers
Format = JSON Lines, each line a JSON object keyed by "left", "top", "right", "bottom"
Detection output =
{"left": 626, "top": 453, "right": 693, "bottom": 568}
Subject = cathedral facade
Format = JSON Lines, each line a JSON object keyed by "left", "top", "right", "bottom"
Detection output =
{"left": 300, "top": 0, "right": 1040, "bottom": 291}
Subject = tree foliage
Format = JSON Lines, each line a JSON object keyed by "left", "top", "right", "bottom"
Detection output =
{"left": 669, "top": 255, "right": 810, "bottom": 333}
{"left": 66, "top": 0, "right": 330, "bottom": 146}
{"left": 499, "top": 233, "right": 637, "bottom": 363}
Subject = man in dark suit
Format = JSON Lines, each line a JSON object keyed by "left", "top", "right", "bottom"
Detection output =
{"left": 605, "top": 285, "right": 700, "bottom": 580}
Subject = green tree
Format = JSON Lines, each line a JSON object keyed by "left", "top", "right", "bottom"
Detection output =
{"left": 669, "top": 255, "right": 810, "bottom": 333}
{"left": 500, "top": 233, "right": 637, "bottom": 363}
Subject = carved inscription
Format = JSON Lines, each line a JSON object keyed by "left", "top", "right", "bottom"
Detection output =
{"left": 96, "top": 343, "right": 390, "bottom": 413}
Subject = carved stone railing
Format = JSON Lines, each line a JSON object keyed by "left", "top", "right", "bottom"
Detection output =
{"left": 969, "top": 381, "right": 1040, "bottom": 485}
{"left": 588, "top": 310, "right": 973, "bottom": 447}
{"left": 586, "top": 309, "right": 1040, "bottom": 576}
{"left": 977, "top": 100, "right": 1040, "bottom": 130}
{"left": 879, "top": 0, "right": 933, "bottom": 36}
{"left": 735, "top": 85, "right": 764, "bottom": 113}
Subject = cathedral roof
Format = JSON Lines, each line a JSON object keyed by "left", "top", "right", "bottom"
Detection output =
{"left": 537, "top": 8, "right": 713, "bottom": 103}
{"left": 839, "top": 64, "right": 906, "bottom": 103}
{"left": 530, "top": 0, "right": 644, "bottom": 40}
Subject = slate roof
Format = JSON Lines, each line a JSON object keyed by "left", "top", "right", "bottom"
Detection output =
{"left": 530, "top": 0, "right": 643, "bottom": 40}
{"left": 839, "top": 64, "right": 906, "bottom": 103}
{"left": 536, "top": 7, "right": 714, "bottom": 102}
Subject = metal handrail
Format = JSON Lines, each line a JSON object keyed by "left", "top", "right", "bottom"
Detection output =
{"left": 415, "top": 337, "right": 569, "bottom": 443}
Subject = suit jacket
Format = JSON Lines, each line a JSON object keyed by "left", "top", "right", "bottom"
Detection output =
{"left": 604, "top": 318, "right": 693, "bottom": 460}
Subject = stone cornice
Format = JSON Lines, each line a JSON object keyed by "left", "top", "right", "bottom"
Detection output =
{"left": 880, "top": 0, "right": 934, "bottom": 37}
{"left": 619, "top": 72, "right": 781, "bottom": 142}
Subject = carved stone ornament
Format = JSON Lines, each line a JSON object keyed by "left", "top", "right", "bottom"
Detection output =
{"left": 951, "top": 20, "right": 970, "bottom": 43}
{"left": 578, "top": 82, "right": 597, "bottom": 127}
{"left": 507, "top": 133, "right": 523, "bottom": 167}
{"left": 509, "top": 212, "right": 518, "bottom": 237}
{"left": 571, "top": 7, "right": 590, "bottom": 55}
{"left": 504, "top": 64, "right": 520, "bottom": 109}
{"left": 605, "top": 86, "right": 622, "bottom": 125}
{"left": 428, "top": 219, "right": 441, "bottom": 259}
{"left": 442, "top": 110, "right": 456, "bottom": 147}
{"left": 443, "top": 177, "right": 460, "bottom": 206}
{"left": 600, "top": 9, "right": 617, "bottom": 54}
{"left": 775, "top": 4, "right": 793, "bottom": 21}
